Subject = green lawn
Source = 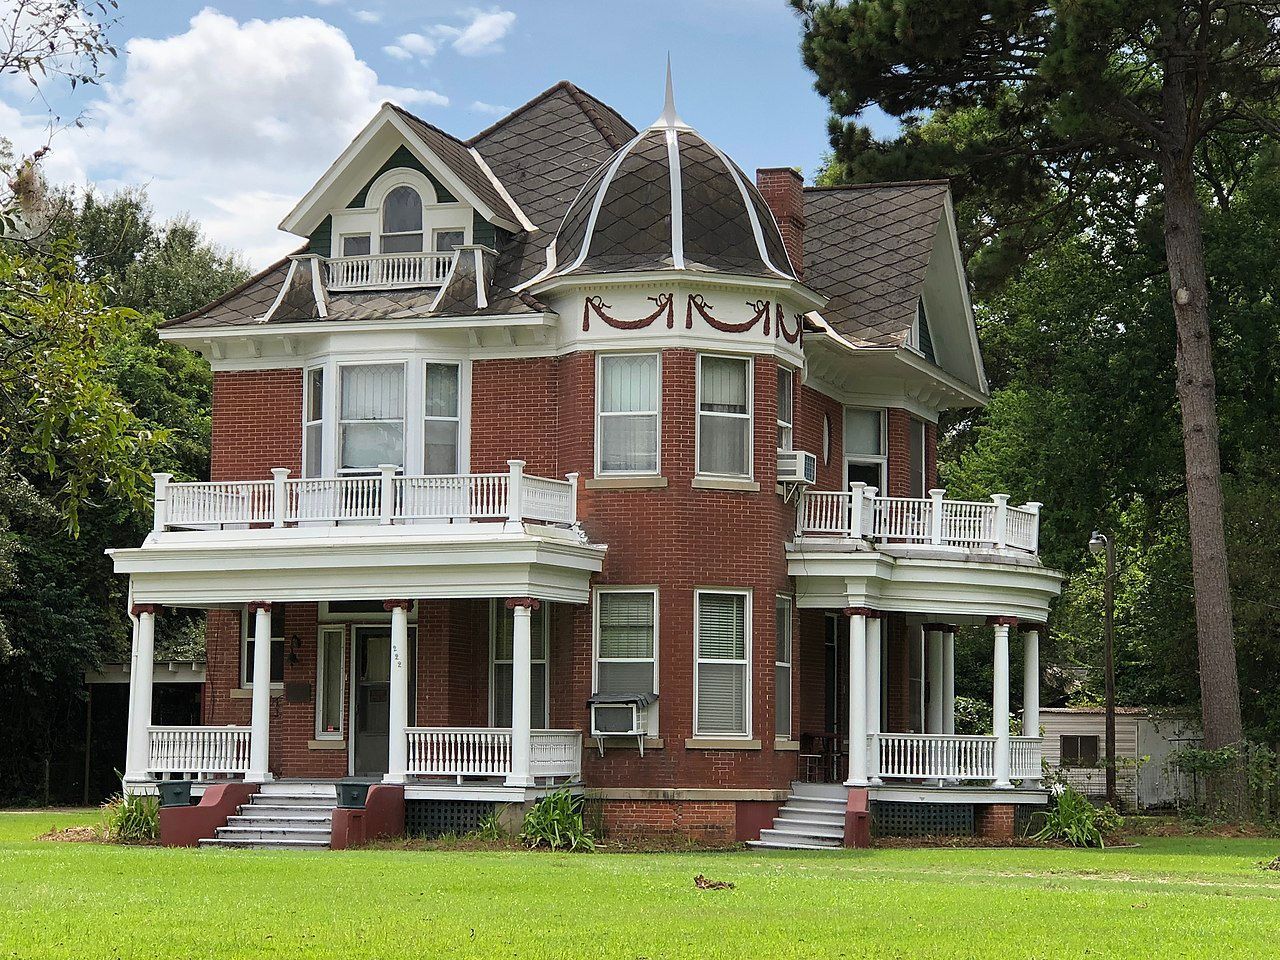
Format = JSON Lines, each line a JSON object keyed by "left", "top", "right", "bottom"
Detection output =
{"left": 2, "top": 810, "right": 1278, "bottom": 958}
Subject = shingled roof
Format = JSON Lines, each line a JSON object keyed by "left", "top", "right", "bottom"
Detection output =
{"left": 802, "top": 181, "right": 950, "bottom": 346}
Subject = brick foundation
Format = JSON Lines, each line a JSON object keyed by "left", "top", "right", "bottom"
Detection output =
{"left": 974, "top": 803, "right": 1016, "bottom": 840}
{"left": 599, "top": 799, "right": 738, "bottom": 844}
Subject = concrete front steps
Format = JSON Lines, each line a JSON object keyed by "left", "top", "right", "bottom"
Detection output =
{"left": 748, "top": 782, "right": 848, "bottom": 850}
{"left": 199, "top": 781, "right": 337, "bottom": 850}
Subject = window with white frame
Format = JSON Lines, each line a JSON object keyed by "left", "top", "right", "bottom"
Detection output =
{"left": 423, "top": 362, "right": 460, "bottom": 474}
{"left": 775, "top": 597, "right": 792, "bottom": 739}
{"left": 339, "top": 363, "right": 405, "bottom": 473}
{"left": 433, "top": 228, "right": 465, "bottom": 253}
{"left": 315, "top": 626, "right": 345, "bottom": 738}
{"left": 594, "top": 589, "right": 657, "bottom": 700}
{"left": 490, "top": 601, "right": 548, "bottom": 728}
{"left": 776, "top": 366, "right": 794, "bottom": 451}
{"left": 844, "top": 407, "right": 886, "bottom": 491}
{"left": 698, "top": 355, "right": 752, "bottom": 478}
{"left": 597, "top": 354, "right": 659, "bottom": 475}
{"left": 341, "top": 234, "right": 371, "bottom": 257}
{"left": 695, "top": 590, "right": 751, "bottom": 737}
{"left": 380, "top": 185, "right": 423, "bottom": 253}
{"left": 304, "top": 367, "right": 325, "bottom": 478}
{"left": 910, "top": 417, "right": 927, "bottom": 498}
{"left": 241, "top": 604, "right": 286, "bottom": 688}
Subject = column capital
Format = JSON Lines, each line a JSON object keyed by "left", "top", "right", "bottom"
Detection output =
{"left": 505, "top": 597, "right": 542, "bottom": 611}
{"left": 1019, "top": 622, "right": 1047, "bottom": 636}
{"left": 842, "top": 606, "right": 879, "bottom": 619}
{"left": 130, "top": 603, "right": 161, "bottom": 618}
{"left": 382, "top": 599, "right": 413, "bottom": 612}
{"left": 987, "top": 615, "right": 1019, "bottom": 628}
{"left": 247, "top": 600, "right": 272, "bottom": 613}
{"left": 922, "top": 622, "right": 956, "bottom": 633}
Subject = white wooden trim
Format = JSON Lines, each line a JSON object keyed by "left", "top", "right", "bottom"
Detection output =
{"left": 314, "top": 625, "right": 346, "bottom": 740}
{"left": 695, "top": 352, "right": 754, "bottom": 481}
{"left": 693, "top": 587, "right": 753, "bottom": 739}
{"left": 594, "top": 351, "right": 662, "bottom": 479}
{"left": 592, "top": 586, "right": 660, "bottom": 735}
{"left": 488, "top": 598, "right": 550, "bottom": 728}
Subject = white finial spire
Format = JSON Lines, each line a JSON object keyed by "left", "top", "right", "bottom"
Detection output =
{"left": 654, "top": 54, "right": 688, "bottom": 129}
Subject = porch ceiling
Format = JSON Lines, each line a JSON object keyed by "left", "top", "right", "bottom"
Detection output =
{"left": 109, "top": 526, "right": 605, "bottom": 606}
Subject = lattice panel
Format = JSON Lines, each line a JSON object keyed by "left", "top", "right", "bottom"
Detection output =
{"left": 404, "top": 800, "right": 495, "bottom": 838}
{"left": 870, "top": 801, "right": 974, "bottom": 838}
{"left": 1014, "top": 803, "right": 1039, "bottom": 838}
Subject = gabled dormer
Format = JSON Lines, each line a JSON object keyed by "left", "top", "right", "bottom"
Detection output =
{"left": 278, "top": 102, "right": 531, "bottom": 292}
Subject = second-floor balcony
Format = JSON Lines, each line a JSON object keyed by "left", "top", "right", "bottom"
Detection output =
{"left": 326, "top": 251, "right": 456, "bottom": 291}
{"left": 151, "top": 460, "right": 577, "bottom": 534}
{"left": 796, "top": 484, "right": 1042, "bottom": 558}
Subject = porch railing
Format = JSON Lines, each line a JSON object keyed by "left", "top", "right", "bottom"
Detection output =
{"left": 147, "top": 725, "right": 251, "bottom": 776}
{"left": 405, "top": 727, "right": 582, "bottom": 781}
{"left": 871, "top": 733, "right": 1042, "bottom": 783}
{"left": 154, "top": 461, "right": 579, "bottom": 533}
{"left": 326, "top": 251, "right": 455, "bottom": 290}
{"left": 797, "top": 485, "right": 1041, "bottom": 556}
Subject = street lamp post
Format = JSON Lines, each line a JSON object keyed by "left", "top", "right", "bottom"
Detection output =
{"left": 1089, "top": 530, "right": 1118, "bottom": 808}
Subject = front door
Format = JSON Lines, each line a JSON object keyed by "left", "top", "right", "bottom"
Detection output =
{"left": 353, "top": 626, "right": 391, "bottom": 776}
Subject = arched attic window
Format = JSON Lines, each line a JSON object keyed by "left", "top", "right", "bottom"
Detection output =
{"left": 381, "top": 185, "right": 424, "bottom": 253}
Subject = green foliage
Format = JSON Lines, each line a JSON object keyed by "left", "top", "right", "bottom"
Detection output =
{"left": 473, "top": 811, "right": 509, "bottom": 842}
{"left": 1171, "top": 744, "right": 1280, "bottom": 821}
{"left": 99, "top": 793, "right": 158, "bottom": 843}
{"left": 952, "top": 696, "right": 992, "bottom": 736}
{"left": 1034, "top": 785, "right": 1122, "bottom": 848}
{"left": 519, "top": 789, "right": 596, "bottom": 852}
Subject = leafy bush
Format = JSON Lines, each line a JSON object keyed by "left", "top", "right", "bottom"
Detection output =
{"left": 100, "top": 793, "right": 159, "bottom": 843}
{"left": 1033, "top": 784, "right": 1121, "bottom": 847}
{"left": 519, "top": 788, "right": 596, "bottom": 852}
{"left": 473, "top": 811, "right": 509, "bottom": 842}
{"left": 1170, "top": 743, "right": 1280, "bottom": 820}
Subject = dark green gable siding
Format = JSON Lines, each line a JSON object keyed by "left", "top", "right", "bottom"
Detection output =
{"left": 917, "top": 298, "right": 937, "bottom": 364}
{"left": 307, "top": 215, "right": 333, "bottom": 256}
{"left": 348, "top": 146, "right": 457, "bottom": 207}
{"left": 472, "top": 212, "right": 496, "bottom": 249}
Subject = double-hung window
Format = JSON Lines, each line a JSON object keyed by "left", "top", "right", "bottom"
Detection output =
{"left": 594, "top": 590, "right": 657, "bottom": 698}
{"left": 339, "top": 363, "right": 405, "bottom": 473}
{"left": 775, "top": 597, "right": 792, "bottom": 739}
{"left": 698, "top": 355, "right": 752, "bottom": 478}
{"left": 776, "top": 367, "right": 794, "bottom": 451}
{"left": 844, "top": 407, "right": 886, "bottom": 492}
{"left": 304, "top": 367, "right": 325, "bottom": 478}
{"left": 315, "top": 627, "right": 345, "bottom": 738}
{"left": 695, "top": 590, "right": 751, "bottom": 737}
{"left": 423, "top": 362, "right": 460, "bottom": 474}
{"left": 242, "top": 604, "right": 286, "bottom": 688}
{"left": 1061, "top": 734, "right": 1100, "bottom": 768}
{"left": 909, "top": 418, "right": 927, "bottom": 498}
{"left": 491, "top": 602, "right": 548, "bottom": 728}
{"left": 380, "top": 185, "right": 423, "bottom": 253}
{"left": 597, "top": 354, "right": 659, "bottom": 475}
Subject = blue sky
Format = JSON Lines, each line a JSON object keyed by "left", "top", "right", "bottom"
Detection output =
{"left": 2, "top": 1, "right": 894, "bottom": 266}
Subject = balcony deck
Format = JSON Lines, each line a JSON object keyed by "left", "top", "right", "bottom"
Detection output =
{"left": 326, "top": 251, "right": 455, "bottom": 291}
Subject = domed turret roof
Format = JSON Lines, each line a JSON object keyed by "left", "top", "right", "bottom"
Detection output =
{"left": 536, "top": 72, "right": 798, "bottom": 283}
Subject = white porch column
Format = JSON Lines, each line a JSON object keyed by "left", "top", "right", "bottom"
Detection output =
{"left": 865, "top": 614, "right": 883, "bottom": 785}
{"left": 991, "top": 617, "right": 1015, "bottom": 788}
{"left": 1022, "top": 626, "right": 1041, "bottom": 786}
{"left": 925, "top": 625, "right": 946, "bottom": 733}
{"left": 247, "top": 602, "right": 274, "bottom": 782}
{"left": 384, "top": 600, "right": 411, "bottom": 783}
{"left": 942, "top": 628, "right": 957, "bottom": 736}
{"left": 505, "top": 598, "right": 537, "bottom": 787}
{"left": 123, "top": 603, "right": 159, "bottom": 786}
{"left": 844, "top": 607, "right": 870, "bottom": 787}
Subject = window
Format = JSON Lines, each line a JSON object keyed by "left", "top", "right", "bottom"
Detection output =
{"left": 776, "top": 367, "right": 794, "bottom": 451}
{"left": 1061, "top": 734, "right": 1100, "bottom": 768}
{"left": 242, "top": 604, "right": 286, "bottom": 687}
{"left": 433, "top": 229, "right": 465, "bottom": 253}
{"left": 695, "top": 590, "right": 751, "bottom": 737}
{"left": 910, "top": 418, "right": 927, "bottom": 498}
{"left": 423, "top": 362, "right": 460, "bottom": 474}
{"left": 380, "top": 185, "right": 423, "bottom": 253}
{"left": 316, "top": 627, "right": 345, "bottom": 738}
{"left": 698, "top": 355, "right": 752, "bottom": 478}
{"left": 304, "top": 367, "right": 325, "bottom": 478}
{"left": 597, "top": 354, "right": 659, "bottom": 475}
{"left": 775, "top": 597, "right": 792, "bottom": 739}
{"left": 594, "top": 589, "right": 657, "bottom": 698}
{"left": 822, "top": 413, "right": 831, "bottom": 465}
{"left": 844, "top": 407, "right": 886, "bottom": 492}
{"left": 490, "top": 602, "right": 549, "bottom": 728}
{"left": 339, "top": 363, "right": 405, "bottom": 473}
{"left": 341, "top": 234, "right": 371, "bottom": 257}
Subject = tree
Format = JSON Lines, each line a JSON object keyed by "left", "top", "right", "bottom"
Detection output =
{"left": 0, "top": 0, "right": 117, "bottom": 90}
{"left": 794, "top": 0, "right": 1280, "bottom": 812}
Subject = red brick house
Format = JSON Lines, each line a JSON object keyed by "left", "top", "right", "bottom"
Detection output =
{"left": 110, "top": 77, "right": 1063, "bottom": 849}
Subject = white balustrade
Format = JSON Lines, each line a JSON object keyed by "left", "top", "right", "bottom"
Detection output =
{"left": 871, "top": 733, "right": 1043, "bottom": 784}
{"left": 1010, "top": 736, "right": 1043, "bottom": 781}
{"left": 147, "top": 726, "right": 251, "bottom": 776}
{"left": 405, "top": 727, "right": 582, "bottom": 781}
{"left": 327, "top": 252, "right": 456, "bottom": 290}
{"left": 520, "top": 474, "right": 577, "bottom": 525}
{"left": 165, "top": 481, "right": 274, "bottom": 528}
{"left": 796, "top": 487, "right": 1041, "bottom": 556}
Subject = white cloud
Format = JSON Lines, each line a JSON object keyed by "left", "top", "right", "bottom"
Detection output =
{"left": 353, "top": 10, "right": 382, "bottom": 24}
{"left": 385, "top": 9, "right": 516, "bottom": 63}
{"left": 470, "top": 100, "right": 510, "bottom": 116}
{"left": 384, "top": 31, "right": 439, "bottom": 62}
{"left": 0, "top": 9, "right": 449, "bottom": 266}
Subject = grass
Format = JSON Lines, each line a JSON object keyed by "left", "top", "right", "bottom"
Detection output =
{"left": 3, "top": 810, "right": 1280, "bottom": 958}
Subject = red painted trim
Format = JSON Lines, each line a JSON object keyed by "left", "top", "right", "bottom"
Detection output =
{"left": 159, "top": 782, "right": 260, "bottom": 847}
{"left": 130, "top": 603, "right": 161, "bottom": 617}
{"left": 987, "top": 615, "right": 1019, "bottom": 628}
{"left": 382, "top": 599, "right": 412, "bottom": 612}
{"left": 247, "top": 601, "right": 272, "bottom": 613}
{"left": 330, "top": 784, "right": 405, "bottom": 849}
{"left": 504, "top": 597, "right": 541, "bottom": 610}
{"left": 842, "top": 607, "right": 880, "bottom": 619}
{"left": 844, "top": 787, "right": 871, "bottom": 848}
{"left": 734, "top": 800, "right": 782, "bottom": 842}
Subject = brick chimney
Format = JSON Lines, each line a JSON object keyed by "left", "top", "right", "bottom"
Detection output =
{"left": 755, "top": 167, "right": 805, "bottom": 278}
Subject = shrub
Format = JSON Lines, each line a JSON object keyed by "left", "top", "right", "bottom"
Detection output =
{"left": 473, "top": 811, "right": 509, "bottom": 842}
{"left": 1033, "top": 784, "right": 1121, "bottom": 848}
{"left": 100, "top": 793, "right": 159, "bottom": 843}
{"left": 519, "top": 788, "right": 596, "bottom": 852}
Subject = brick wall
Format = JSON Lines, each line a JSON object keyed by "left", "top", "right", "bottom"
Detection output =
{"left": 210, "top": 369, "right": 302, "bottom": 481}
{"left": 600, "top": 799, "right": 737, "bottom": 844}
{"left": 974, "top": 803, "right": 1016, "bottom": 840}
{"left": 755, "top": 167, "right": 805, "bottom": 277}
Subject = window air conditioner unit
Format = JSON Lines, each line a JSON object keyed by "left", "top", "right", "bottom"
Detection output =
{"left": 777, "top": 449, "right": 817, "bottom": 485}
{"left": 588, "top": 692, "right": 657, "bottom": 755}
